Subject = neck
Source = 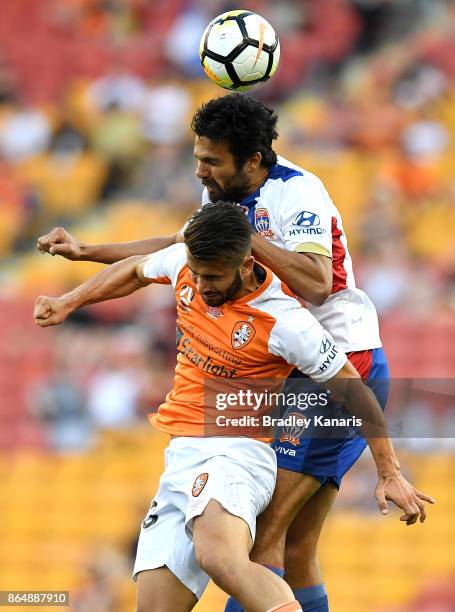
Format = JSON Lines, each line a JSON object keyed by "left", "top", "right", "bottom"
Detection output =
{"left": 245, "top": 167, "right": 270, "bottom": 197}
{"left": 233, "top": 266, "right": 263, "bottom": 300}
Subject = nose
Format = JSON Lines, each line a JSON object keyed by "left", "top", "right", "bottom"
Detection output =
{"left": 195, "top": 161, "right": 210, "bottom": 179}
{"left": 196, "top": 277, "right": 207, "bottom": 294}
{"left": 195, "top": 277, "right": 213, "bottom": 296}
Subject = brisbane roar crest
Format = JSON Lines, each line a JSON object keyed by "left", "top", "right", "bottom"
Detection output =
{"left": 192, "top": 473, "right": 209, "bottom": 497}
{"left": 231, "top": 321, "right": 256, "bottom": 349}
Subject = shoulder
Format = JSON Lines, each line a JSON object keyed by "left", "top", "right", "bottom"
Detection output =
{"left": 260, "top": 158, "right": 334, "bottom": 225}
{"left": 144, "top": 242, "right": 186, "bottom": 263}
{"left": 247, "top": 273, "right": 311, "bottom": 324}
{"left": 142, "top": 243, "right": 187, "bottom": 286}
{"left": 263, "top": 157, "right": 327, "bottom": 200}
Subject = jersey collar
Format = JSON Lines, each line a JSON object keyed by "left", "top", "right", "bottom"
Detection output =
{"left": 239, "top": 163, "right": 277, "bottom": 209}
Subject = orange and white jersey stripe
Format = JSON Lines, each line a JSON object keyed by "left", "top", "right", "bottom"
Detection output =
{"left": 142, "top": 244, "right": 346, "bottom": 437}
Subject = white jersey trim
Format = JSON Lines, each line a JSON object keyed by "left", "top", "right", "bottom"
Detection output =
{"left": 247, "top": 275, "right": 347, "bottom": 382}
{"left": 142, "top": 243, "right": 186, "bottom": 287}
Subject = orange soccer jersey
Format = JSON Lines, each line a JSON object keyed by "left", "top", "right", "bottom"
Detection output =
{"left": 142, "top": 244, "right": 346, "bottom": 437}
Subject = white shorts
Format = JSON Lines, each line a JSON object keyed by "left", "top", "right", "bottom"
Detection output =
{"left": 133, "top": 436, "right": 277, "bottom": 599}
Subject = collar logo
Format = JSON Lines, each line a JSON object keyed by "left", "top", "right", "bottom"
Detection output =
{"left": 231, "top": 320, "right": 256, "bottom": 350}
{"left": 207, "top": 306, "right": 223, "bottom": 319}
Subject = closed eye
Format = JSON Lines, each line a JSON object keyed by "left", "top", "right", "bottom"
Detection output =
{"left": 194, "top": 154, "right": 219, "bottom": 166}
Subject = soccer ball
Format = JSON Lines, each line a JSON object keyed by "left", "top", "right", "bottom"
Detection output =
{"left": 199, "top": 10, "right": 280, "bottom": 91}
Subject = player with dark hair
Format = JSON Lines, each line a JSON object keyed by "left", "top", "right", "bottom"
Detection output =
{"left": 191, "top": 94, "right": 279, "bottom": 171}
{"left": 37, "top": 94, "right": 434, "bottom": 612}
{"left": 184, "top": 199, "right": 252, "bottom": 267}
{"left": 35, "top": 202, "right": 431, "bottom": 612}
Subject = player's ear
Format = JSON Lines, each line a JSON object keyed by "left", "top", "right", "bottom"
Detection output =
{"left": 241, "top": 255, "right": 255, "bottom": 274}
{"left": 246, "top": 152, "right": 262, "bottom": 172}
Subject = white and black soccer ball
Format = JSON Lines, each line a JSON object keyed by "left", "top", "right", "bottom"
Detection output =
{"left": 199, "top": 10, "right": 280, "bottom": 91}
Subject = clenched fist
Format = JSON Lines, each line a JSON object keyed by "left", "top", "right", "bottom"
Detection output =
{"left": 37, "top": 227, "right": 82, "bottom": 260}
{"left": 34, "top": 296, "right": 72, "bottom": 327}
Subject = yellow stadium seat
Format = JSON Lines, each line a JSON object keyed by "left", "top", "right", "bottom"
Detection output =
{"left": 1, "top": 444, "right": 453, "bottom": 612}
{"left": 16, "top": 153, "right": 107, "bottom": 215}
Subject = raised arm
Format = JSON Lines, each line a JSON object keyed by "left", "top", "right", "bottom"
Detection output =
{"left": 251, "top": 233, "right": 332, "bottom": 305}
{"left": 270, "top": 310, "right": 435, "bottom": 525}
{"left": 37, "top": 226, "right": 180, "bottom": 264}
{"left": 34, "top": 254, "right": 154, "bottom": 327}
{"left": 324, "top": 361, "right": 435, "bottom": 524}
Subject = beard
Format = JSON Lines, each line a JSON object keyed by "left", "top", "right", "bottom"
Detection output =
{"left": 201, "top": 270, "right": 243, "bottom": 307}
{"left": 204, "top": 170, "right": 250, "bottom": 203}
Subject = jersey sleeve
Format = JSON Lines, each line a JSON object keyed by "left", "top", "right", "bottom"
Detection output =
{"left": 268, "top": 308, "right": 347, "bottom": 382}
{"left": 277, "top": 175, "right": 333, "bottom": 257}
{"left": 142, "top": 243, "right": 187, "bottom": 288}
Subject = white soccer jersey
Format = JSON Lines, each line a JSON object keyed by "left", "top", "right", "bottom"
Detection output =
{"left": 202, "top": 156, "right": 381, "bottom": 352}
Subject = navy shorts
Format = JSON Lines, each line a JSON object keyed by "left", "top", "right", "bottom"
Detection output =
{"left": 270, "top": 347, "right": 390, "bottom": 488}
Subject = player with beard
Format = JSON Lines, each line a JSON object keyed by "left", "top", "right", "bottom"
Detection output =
{"left": 37, "top": 95, "right": 435, "bottom": 612}
{"left": 35, "top": 203, "right": 431, "bottom": 612}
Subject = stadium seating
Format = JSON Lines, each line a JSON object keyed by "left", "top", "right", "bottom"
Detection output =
{"left": 0, "top": 1, "right": 454, "bottom": 609}
{"left": 0, "top": 430, "right": 453, "bottom": 612}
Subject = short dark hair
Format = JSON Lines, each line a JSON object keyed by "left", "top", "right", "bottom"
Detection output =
{"left": 191, "top": 93, "right": 278, "bottom": 169}
{"left": 184, "top": 202, "right": 251, "bottom": 267}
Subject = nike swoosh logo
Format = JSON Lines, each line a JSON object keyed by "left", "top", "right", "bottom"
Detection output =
{"left": 253, "top": 22, "right": 266, "bottom": 68}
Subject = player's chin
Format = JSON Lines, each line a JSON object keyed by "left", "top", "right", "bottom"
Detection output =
{"left": 202, "top": 293, "right": 223, "bottom": 306}
{"left": 206, "top": 187, "right": 223, "bottom": 203}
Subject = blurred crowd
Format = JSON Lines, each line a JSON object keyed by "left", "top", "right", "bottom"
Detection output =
{"left": 1, "top": 1, "right": 455, "bottom": 303}
{"left": 1, "top": 0, "right": 455, "bottom": 447}
{"left": 0, "top": 3, "right": 454, "bottom": 610}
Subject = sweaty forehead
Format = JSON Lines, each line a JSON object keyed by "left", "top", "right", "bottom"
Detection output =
{"left": 194, "top": 135, "right": 233, "bottom": 160}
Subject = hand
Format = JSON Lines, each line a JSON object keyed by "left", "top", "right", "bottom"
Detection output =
{"left": 34, "top": 296, "right": 72, "bottom": 327}
{"left": 37, "top": 227, "right": 82, "bottom": 260}
{"left": 376, "top": 471, "right": 435, "bottom": 525}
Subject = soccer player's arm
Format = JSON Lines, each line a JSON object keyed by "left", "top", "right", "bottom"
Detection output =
{"left": 37, "top": 226, "right": 184, "bottom": 264}
{"left": 34, "top": 244, "right": 185, "bottom": 327}
{"left": 269, "top": 309, "right": 435, "bottom": 525}
{"left": 251, "top": 178, "right": 333, "bottom": 305}
{"left": 323, "top": 363, "right": 435, "bottom": 524}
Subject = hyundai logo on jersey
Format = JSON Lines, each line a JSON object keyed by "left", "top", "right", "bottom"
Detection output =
{"left": 293, "top": 211, "right": 320, "bottom": 227}
{"left": 320, "top": 335, "right": 333, "bottom": 354}
{"left": 254, "top": 207, "right": 273, "bottom": 236}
